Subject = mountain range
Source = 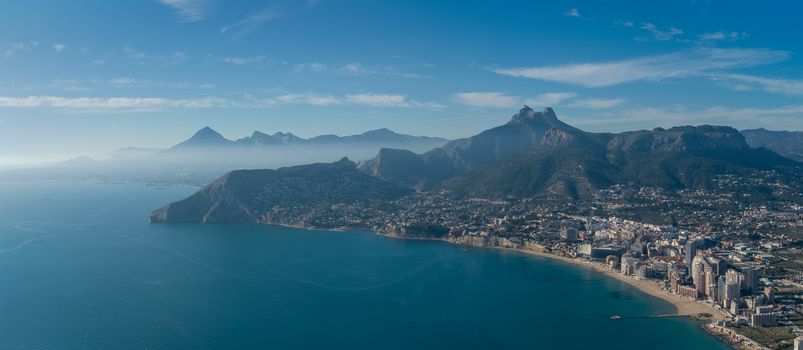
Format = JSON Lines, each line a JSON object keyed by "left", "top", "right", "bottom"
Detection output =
{"left": 740, "top": 128, "right": 803, "bottom": 162}
{"left": 152, "top": 106, "right": 802, "bottom": 223}
{"left": 166, "top": 127, "right": 447, "bottom": 151}
{"left": 0, "top": 127, "right": 449, "bottom": 185}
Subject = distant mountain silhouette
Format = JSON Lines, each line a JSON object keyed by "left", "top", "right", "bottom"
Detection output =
{"left": 741, "top": 128, "right": 803, "bottom": 162}
{"left": 170, "top": 126, "right": 234, "bottom": 149}
{"left": 166, "top": 127, "right": 447, "bottom": 150}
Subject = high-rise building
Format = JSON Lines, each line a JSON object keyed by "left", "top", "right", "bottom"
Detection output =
{"left": 717, "top": 275, "right": 727, "bottom": 302}
{"left": 705, "top": 269, "right": 717, "bottom": 300}
{"left": 621, "top": 255, "right": 638, "bottom": 276}
{"left": 764, "top": 287, "right": 775, "bottom": 304}
{"left": 685, "top": 238, "right": 705, "bottom": 266}
{"left": 726, "top": 269, "right": 740, "bottom": 285}
{"left": 691, "top": 255, "right": 704, "bottom": 289}
{"left": 725, "top": 282, "right": 740, "bottom": 304}
{"left": 741, "top": 268, "right": 758, "bottom": 294}
{"left": 751, "top": 314, "right": 775, "bottom": 327}
{"left": 560, "top": 226, "right": 578, "bottom": 241}
{"left": 691, "top": 255, "right": 713, "bottom": 298}
{"left": 793, "top": 336, "right": 802, "bottom": 350}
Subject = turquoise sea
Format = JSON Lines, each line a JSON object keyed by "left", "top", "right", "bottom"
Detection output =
{"left": 0, "top": 182, "right": 728, "bottom": 349}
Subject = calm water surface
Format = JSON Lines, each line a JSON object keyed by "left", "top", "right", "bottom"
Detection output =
{"left": 0, "top": 182, "right": 728, "bottom": 349}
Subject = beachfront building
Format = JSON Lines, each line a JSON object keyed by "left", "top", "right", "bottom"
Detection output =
{"left": 751, "top": 312, "right": 776, "bottom": 327}
{"left": 677, "top": 285, "right": 698, "bottom": 299}
{"left": 621, "top": 255, "right": 638, "bottom": 276}
{"left": 751, "top": 305, "right": 776, "bottom": 327}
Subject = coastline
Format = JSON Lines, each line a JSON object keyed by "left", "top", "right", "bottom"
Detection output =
{"left": 241, "top": 223, "right": 735, "bottom": 347}
{"left": 376, "top": 231, "right": 725, "bottom": 321}
{"left": 503, "top": 245, "right": 725, "bottom": 320}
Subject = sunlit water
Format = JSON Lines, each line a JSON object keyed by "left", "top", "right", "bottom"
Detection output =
{"left": 0, "top": 182, "right": 727, "bottom": 349}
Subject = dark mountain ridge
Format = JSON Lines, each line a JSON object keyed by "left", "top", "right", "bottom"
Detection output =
{"left": 448, "top": 123, "right": 798, "bottom": 199}
{"left": 150, "top": 157, "right": 411, "bottom": 223}
{"left": 360, "top": 106, "right": 573, "bottom": 183}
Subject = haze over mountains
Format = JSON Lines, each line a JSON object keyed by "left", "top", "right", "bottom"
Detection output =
{"left": 740, "top": 128, "right": 803, "bottom": 162}
{"left": 151, "top": 107, "right": 802, "bottom": 223}
{"left": 0, "top": 128, "right": 448, "bottom": 184}
{"left": 167, "top": 126, "right": 446, "bottom": 150}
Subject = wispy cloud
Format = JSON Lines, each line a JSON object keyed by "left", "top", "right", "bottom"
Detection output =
{"left": 159, "top": 0, "right": 212, "bottom": 22}
{"left": 526, "top": 92, "right": 577, "bottom": 107}
{"left": 698, "top": 31, "right": 749, "bottom": 42}
{"left": 335, "top": 62, "right": 427, "bottom": 79}
{"left": 0, "top": 96, "right": 228, "bottom": 111}
{"left": 570, "top": 105, "right": 803, "bottom": 131}
{"left": 274, "top": 93, "right": 341, "bottom": 106}
{"left": 293, "top": 62, "right": 328, "bottom": 73}
{"left": 108, "top": 77, "right": 137, "bottom": 87}
{"left": 454, "top": 92, "right": 520, "bottom": 108}
{"left": 339, "top": 63, "right": 372, "bottom": 76}
{"left": 0, "top": 92, "right": 444, "bottom": 111}
{"left": 47, "top": 80, "right": 89, "bottom": 92}
{"left": 454, "top": 92, "right": 575, "bottom": 109}
{"left": 493, "top": 48, "right": 788, "bottom": 87}
{"left": 2, "top": 41, "right": 39, "bottom": 59}
{"left": 639, "top": 22, "right": 684, "bottom": 41}
{"left": 122, "top": 45, "right": 186, "bottom": 65}
{"left": 52, "top": 43, "right": 66, "bottom": 53}
{"left": 711, "top": 73, "right": 803, "bottom": 96}
{"left": 344, "top": 93, "right": 442, "bottom": 108}
{"left": 223, "top": 55, "right": 268, "bottom": 65}
{"left": 220, "top": 9, "right": 280, "bottom": 38}
{"left": 569, "top": 98, "right": 625, "bottom": 109}
{"left": 564, "top": 8, "right": 581, "bottom": 18}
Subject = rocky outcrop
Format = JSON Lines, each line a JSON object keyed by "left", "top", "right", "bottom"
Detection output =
{"left": 151, "top": 158, "right": 411, "bottom": 223}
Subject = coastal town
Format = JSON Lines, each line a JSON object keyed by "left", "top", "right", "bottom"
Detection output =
{"left": 258, "top": 174, "right": 803, "bottom": 350}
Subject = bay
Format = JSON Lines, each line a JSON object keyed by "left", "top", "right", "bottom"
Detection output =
{"left": 0, "top": 182, "right": 728, "bottom": 349}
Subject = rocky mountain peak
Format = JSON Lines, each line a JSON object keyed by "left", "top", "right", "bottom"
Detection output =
{"left": 509, "top": 106, "right": 559, "bottom": 125}
{"left": 172, "top": 126, "right": 233, "bottom": 148}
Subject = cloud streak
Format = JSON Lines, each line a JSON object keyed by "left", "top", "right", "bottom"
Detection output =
{"left": 122, "top": 45, "right": 186, "bottom": 65}
{"left": 220, "top": 9, "right": 280, "bottom": 38}
{"left": 570, "top": 105, "right": 803, "bottom": 131}
{"left": 710, "top": 73, "right": 803, "bottom": 96}
{"left": 698, "top": 31, "right": 749, "bottom": 42}
{"left": 493, "top": 48, "right": 789, "bottom": 87}
{"left": 454, "top": 92, "right": 576, "bottom": 108}
{"left": 159, "top": 0, "right": 212, "bottom": 22}
{"left": 569, "top": 98, "right": 625, "bottom": 109}
{"left": 0, "top": 96, "right": 227, "bottom": 111}
{"left": 639, "top": 22, "right": 683, "bottom": 41}
{"left": 223, "top": 55, "right": 268, "bottom": 65}
{"left": 0, "top": 92, "right": 444, "bottom": 111}
{"left": 564, "top": 8, "right": 581, "bottom": 18}
{"left": 2, "top": 41, "right": 39, "bottom": 58}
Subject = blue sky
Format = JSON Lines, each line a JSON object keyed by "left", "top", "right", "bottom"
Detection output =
{"left": 1, "top": 0, "right": 802, "bottom": 164}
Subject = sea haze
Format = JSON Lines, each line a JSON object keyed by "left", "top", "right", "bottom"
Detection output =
{"left": 0, "top": 182, "right": 728, "bottom": 349}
